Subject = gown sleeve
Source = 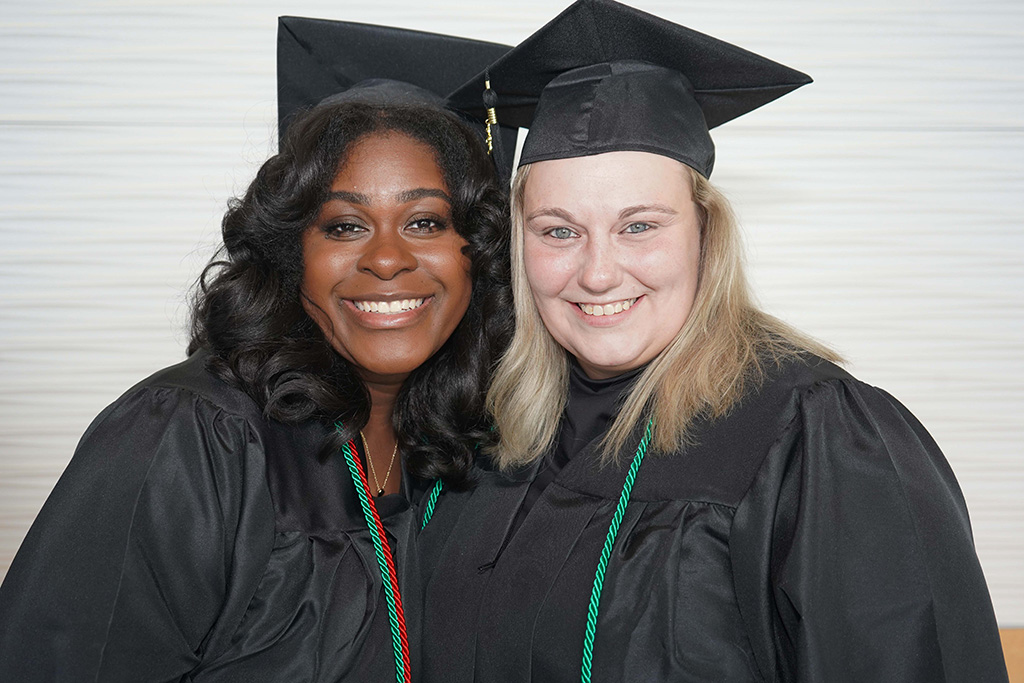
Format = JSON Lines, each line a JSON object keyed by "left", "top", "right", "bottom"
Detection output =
{"left": 0, "top": 386, "right": 271, "bottom": 682}
{"left": 731, "top": 378, "right": 1008, "bottom": 683}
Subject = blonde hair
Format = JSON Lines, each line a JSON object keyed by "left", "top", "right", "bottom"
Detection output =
{"left": 486, "top": 161, "right": 840, "bottom": 469}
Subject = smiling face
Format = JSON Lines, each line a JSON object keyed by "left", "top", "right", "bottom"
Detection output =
{"left": 521, "top": 151, "right": 701, "bottom": 379}
{"left": 301, "top": 131, "right": 472, "bottom": 385}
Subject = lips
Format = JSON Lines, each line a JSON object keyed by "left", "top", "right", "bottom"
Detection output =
{"left": 576, "top": 297, "right": 638, "bottom": 317}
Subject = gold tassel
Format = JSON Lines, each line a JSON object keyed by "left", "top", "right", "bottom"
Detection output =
{"left": 484, "top": 78, "right": 498, "bottom": 154}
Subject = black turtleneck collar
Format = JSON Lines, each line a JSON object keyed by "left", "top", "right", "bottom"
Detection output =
{"left": 554, "top": 359, "right": 647, "bottom": 468}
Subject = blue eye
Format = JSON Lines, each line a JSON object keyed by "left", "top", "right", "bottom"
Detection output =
{"left": 624, "top": 222, "right": 652, "bottom": 234}
{"left": 549, "top": 227, "right": 577, "bottom": 239}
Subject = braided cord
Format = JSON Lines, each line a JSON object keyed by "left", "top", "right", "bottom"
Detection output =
{"left": 580, "top": 417, "right": 654, "bottom": 683}
{"left": 340, "top": 436, "right": 411, "bottom": 683}
{"left": 421, "top": 479, "right": 443, "bottom": 530}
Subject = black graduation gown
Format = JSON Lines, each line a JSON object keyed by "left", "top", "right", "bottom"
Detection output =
{"left": 0, "top": 350, "right": 425, "bottom": 682}
{"left": 420, "top": 355, "right": 1008, "bottom": 682}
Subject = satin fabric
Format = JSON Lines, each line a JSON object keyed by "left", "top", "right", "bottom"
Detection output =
{"left": 420, "top": 355, "right": 1007, "bottom": 682}
{"left": 0, "top": 351, "right": 426, "bottom": 682}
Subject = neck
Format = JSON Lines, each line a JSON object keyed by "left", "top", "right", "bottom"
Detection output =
{"left": 361, "top": 377, "right": 404, "bottom": 496}
{"left": 365, "top": 380, "right": 400, "bottom": 432}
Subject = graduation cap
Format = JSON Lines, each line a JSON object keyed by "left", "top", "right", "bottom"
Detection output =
{"left": 277, "top": 16, "right": 518, "bottom": 173}
{"left": 448, "top": 0, "right": 812, "bottom": 177}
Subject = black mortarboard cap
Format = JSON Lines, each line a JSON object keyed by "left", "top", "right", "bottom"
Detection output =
{"left": 277, "top": 16, "right": 518, "bottom": 173}
{"left": 448, "top": 0, "right": 812, "bottom": 177}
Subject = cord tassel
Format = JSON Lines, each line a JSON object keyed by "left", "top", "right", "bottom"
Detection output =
{"left": 483, "top": 74, "right": 509, "bottom": 181}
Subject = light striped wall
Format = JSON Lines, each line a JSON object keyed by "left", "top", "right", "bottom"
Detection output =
{"left": 1, "top": 0, "right": 1022, "bottom": 627}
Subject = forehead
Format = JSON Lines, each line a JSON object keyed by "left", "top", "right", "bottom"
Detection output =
{"left": 332, "top": 131, "right": 447, "bottom": 193}
{"left": 523, "top": 151, "right": 691, "bottom": 207}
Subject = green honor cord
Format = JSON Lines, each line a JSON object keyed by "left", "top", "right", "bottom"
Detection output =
{"left": 580, "top": 417, "right": 654, "bottom": 683}
{"left": 421, "top": 478, "right": 443, "bottom": 530}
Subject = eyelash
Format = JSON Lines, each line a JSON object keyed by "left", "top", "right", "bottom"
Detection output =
{"left": 323, "top": 223, "right": 366, "bottom": 239}
{"left": 406, "top": 218, "right": 447, "bottom": 234}
{"left": 624, "top": 222, "right": 652, "bottom": 234}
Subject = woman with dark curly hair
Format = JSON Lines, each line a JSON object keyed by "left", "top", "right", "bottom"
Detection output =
{"left": 0, "top": 18, "right": 511, "bottom": 683}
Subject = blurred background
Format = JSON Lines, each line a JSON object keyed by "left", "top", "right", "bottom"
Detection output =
{"left": 1, "top": 0, "right": 1021, "bottom": 642}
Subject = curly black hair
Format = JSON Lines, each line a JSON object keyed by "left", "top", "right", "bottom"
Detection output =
{"left": 188, "top": 98, "right": 511, "bottom": 487}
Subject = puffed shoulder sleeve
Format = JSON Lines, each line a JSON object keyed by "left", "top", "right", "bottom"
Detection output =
{"left": 731, "top": 379, "right": 1008, "bottom": 683}
{"left": 0, "top": 386, "right": 274, "bottom": 682}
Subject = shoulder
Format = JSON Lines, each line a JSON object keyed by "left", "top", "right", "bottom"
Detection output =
{"left": 638, "top": 354, "right": 867, "bottom": 505}
{"left": 767, "top": 351, "right": 853, "bottom": 388}
{"left": 0, "top": 358, "right": 280, "bottom": 680}
{"left": 66, "top": 350, "right": 278, "bottom": 503}
{"left": 777, "top": 353, "right": 928, "bottom": 445}
{"left": 111, "top": 351, "right": 361, "bottom": 535}
{"left": 728, "top": 362, "right": 1004, "bottom": 683}
{"left": 76, "top": 348, "right": 291, "bottom": 459}
{"left": 726, "top": 353, "right": 951, "bottom": 505}
{"left": 730, "top": 351, "right": 860, "bottom": 432}
{"left": 116, "top": 349, "right": 264, "bottom": 426}
{"left": 46, "top": 350, "right": 280, "bottom": 572}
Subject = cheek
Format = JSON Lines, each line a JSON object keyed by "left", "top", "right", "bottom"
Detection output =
{"left": 299, "top": 239, "right": 348, "bottom": 330}
{"left": 523, "top": 239, "right": 573, "bottom": 300}
{"left": 676, "top": 233, "right": 701, "bottom": 296}
{"left": 450, "top": 261, "right": 473, "bottom": 318}
{"left": 301, "top": 235, "right": 358, "bottom": 290}
{"left": 639, "top": 231, "right": 700, "bottom": 293}
{"left": 299, "top": 267, "right": 334, "bottom": 332}
{"left": 422, "top": 245, "right": 473, "bottom": 321}
{"left": 300, "top": 260, "right": 325, "bottom": 296}
{"left": 301, "top": 232, "right": 329, "bottom": 287}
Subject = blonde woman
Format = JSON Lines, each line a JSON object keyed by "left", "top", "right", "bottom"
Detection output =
{"left": 419, "top": 2, "right": 1008, "bottom": 682}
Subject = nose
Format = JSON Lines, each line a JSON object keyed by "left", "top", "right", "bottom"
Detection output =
{"left": 577, "top": 233, "right": 622, "bottom": 294}
{"left": 357, "top": 227, "right": 417, "bottom": 280}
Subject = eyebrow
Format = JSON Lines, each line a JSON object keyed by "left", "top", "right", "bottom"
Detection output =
{"left": 618, "top": 203, "right": 678, "bottom": 219}
{"left": 526, "top": 204, "right": 678, "bottom": 223}
{"left": 327, "top": 190, "right": 371, "bottom": 205}
{"left": 325, "top": 188, "right": 451, "bottom": 205}
{"left": 396, "top": 188, "right": 451, "bottom": 204}
{"left": 526, "top": 207, "right": 577, "bottom": 223}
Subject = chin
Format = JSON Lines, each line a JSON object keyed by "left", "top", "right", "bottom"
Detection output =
{"left": 349, "top": 353, "right": 429, "bottom": 380}
{"left": 576, "top": 348, "right": 646, "bottom": 376}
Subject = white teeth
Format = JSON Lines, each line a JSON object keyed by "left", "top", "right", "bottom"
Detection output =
{"left": 354, "top": 298, "right": 425, "bottom": 314}
{"left": 577, "top": 297, "right": 637, "bottom": 317}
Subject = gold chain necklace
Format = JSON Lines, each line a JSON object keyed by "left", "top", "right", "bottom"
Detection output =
{"left": 360, "top": 431, "right": 398, "bottom": 497}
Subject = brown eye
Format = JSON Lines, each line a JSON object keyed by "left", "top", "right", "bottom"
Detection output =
{"left": 406, "top": 218, "right": 446, "bottom": 234}
{"left": 323, "top": 223, "right": 366, "bottom": 239}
